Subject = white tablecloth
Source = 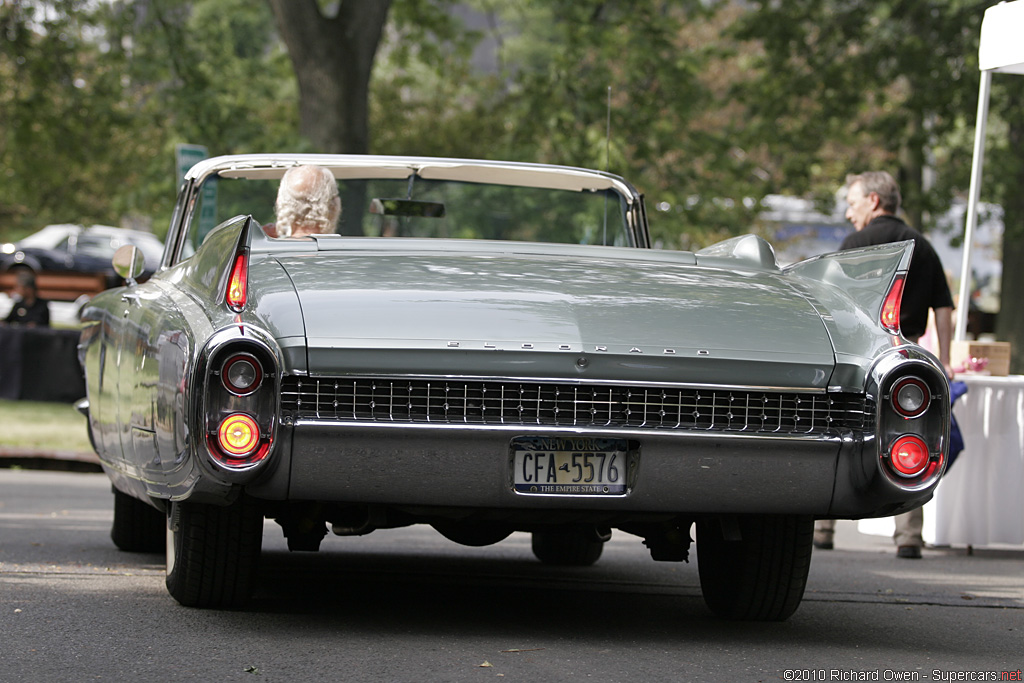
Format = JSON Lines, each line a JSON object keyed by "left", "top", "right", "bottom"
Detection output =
{"left": 860, "top": 374, "right": 1024, "bottom": 549}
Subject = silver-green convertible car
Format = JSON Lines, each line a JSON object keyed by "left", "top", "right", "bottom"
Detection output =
{"left": 79, "top": 154, "right": 950, "bottom": 620}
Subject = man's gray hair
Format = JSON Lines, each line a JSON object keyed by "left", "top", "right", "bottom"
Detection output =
{"left": 274, "top": 165, "right": 341, "bottom": 237}
{"left": 847, "top": 171, "right": 901, "bottom": 214}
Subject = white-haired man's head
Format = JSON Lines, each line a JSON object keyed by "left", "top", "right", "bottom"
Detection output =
{"left": 274, "top": 165, "right": 341, "bottom": 237}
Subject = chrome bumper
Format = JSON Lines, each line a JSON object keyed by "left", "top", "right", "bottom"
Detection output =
{"left": 248, "top": 421, "right": 925, "bottom": 518}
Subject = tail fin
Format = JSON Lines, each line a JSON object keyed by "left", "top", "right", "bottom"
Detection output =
{"left": 784, "top": 240, "right": 914, "bottom": 336}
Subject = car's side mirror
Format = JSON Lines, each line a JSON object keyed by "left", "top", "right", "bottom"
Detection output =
{"left": 112, "top": 244, "right": 145, "bottom": 285}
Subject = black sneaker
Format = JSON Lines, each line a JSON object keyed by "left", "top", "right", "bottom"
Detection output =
{"left": 813, "top": 539, "right": 834, "bottom": 550}
{"left": 897, "top": 545, "right": 922, "bottom": 559}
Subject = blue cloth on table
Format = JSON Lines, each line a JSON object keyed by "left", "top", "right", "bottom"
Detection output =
{"left": 946, "top": 380, "right": 967, "bottom": 471}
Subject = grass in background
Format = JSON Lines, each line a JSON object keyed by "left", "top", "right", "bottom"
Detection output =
{"left": 0, "top": 399, "right": 92, "bottom": 453}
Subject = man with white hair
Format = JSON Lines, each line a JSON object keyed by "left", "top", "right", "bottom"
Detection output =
{"left": 273, "top": 165, "right": 341, "bottom": 238}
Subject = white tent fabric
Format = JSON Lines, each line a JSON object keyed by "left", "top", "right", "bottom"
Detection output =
{"left": 979, "top": 1, "right": 1024, "bottom": 74}
{"left": 956, "top": 0, "right": 1024, "bottom": 340}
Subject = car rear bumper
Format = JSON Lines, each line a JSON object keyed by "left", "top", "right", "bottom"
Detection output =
{"left": 241, "top": 422, "right": 930, "bottom": 519}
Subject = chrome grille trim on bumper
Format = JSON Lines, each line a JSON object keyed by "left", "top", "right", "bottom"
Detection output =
{"left": 281, "top": 376, "right": 873, "bottom": 436}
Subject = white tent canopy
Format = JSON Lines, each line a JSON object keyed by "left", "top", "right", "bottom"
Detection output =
{"left": 956, "top": 0, "right": 1024, "bottom": 340}
{"left": 979, "top": 1, "right": 1024, "bottom": 74}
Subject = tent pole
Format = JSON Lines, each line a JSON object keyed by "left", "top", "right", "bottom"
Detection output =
{"left": 955, "top": 69, "right": 993, "bottom": 342}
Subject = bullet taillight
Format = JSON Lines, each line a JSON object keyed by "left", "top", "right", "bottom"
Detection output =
{"left": 217, "top": 414, "right": 261, "bottom": 458}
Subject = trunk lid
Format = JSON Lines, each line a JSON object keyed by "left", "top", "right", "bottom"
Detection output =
{"left": 274, "top": 245, "right": 836, "bottom": 388}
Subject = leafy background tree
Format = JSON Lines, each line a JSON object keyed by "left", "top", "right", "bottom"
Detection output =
{"left": 115, "top": 0, "right": 303, "bottom": 228}
{"left": 478, "top": 1, "right": 755, "bottom": 249}
{"left": 0, "top": 0, "right": 148, "bottom": 228}
{"left": 1, "top": 0, "right": 1022, "bottom": 369}
{"left": 727, "top": 1, "right": 987, "bottom": 225}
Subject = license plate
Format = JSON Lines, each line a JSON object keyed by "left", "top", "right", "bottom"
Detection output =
{"left": 511, "top": 436, "right": 632, "bottom": 495}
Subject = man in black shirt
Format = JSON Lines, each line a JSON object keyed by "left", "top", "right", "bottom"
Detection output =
{"left": 814, "top": 171, "right": 954, "bottom": 559}
{"left": 840, "top": 172, "right": 954, "bottom": 362}
{"left": 3, "top": 270, "right": 50, "bottom": 327}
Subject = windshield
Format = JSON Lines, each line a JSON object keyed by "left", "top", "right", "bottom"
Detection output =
{"left": 183, "top": 174, "right": 634, "bottom": 257}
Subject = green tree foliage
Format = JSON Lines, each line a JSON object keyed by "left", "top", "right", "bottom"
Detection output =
{"left": 729, "top": 0, "right": 1024, "bottom": 371}
{"left": 453, "top": 0, "right": 763, "bottom": 248}
{"left": 4, "top": 0, "right": 1022, "bottom": 369}
{"left": 371, "top": 2, "right": 502, "bottom": 159}
{"left": 0, "top": 0, "right": 147, "bottom": 237}
{"left": 130, "top": 0, "right": 299, "bottom": 151}
{"left": 117, "top": 0, "right": 303, "bottom": 236}
{"left": 366, "top": 1, "right": 771, "bottom": 247}
{"left": 0, "top": 0, "right": 302, "bottom": 240}
{"left": 727, "top": 0, "right": 987, "bottom": 229}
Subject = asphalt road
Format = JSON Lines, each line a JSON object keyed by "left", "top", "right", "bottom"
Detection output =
{"left": 1, "top": 469, "right": 1021, "bottom": 682}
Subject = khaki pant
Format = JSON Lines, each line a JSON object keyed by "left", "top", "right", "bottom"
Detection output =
{"left": 893, "top": 507, "right": 924, "bottom": 548}
{"left": 814, "top": 518, "right": 836, "bottom": 545}
{"left": 814, "top": 507, "right": 923, "bottom": 548}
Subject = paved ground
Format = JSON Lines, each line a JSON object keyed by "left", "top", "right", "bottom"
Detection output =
{"left": 1, "top": 468, "right": 1021, "bottom": 682}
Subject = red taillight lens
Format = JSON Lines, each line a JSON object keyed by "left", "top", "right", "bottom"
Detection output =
{"left": 222, "top": 354, "right": 263, "bottom": 396}
{"left": 891, "top": 376, "right": 930, "bottom": 418}
{"left": 880, "top": 274, "right": 904, "bottom": 334}
{"left": 226, "top": 251, "right": 248, "bottom": 311}
{"left": 218, "top": 414, "right": 260, "bottom": 457}
{"left": 890, "top": 435, "right": 930, "bottom": 477}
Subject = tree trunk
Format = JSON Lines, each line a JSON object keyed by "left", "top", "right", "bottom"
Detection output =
{"left": 268, "top": 0, "right": 392, "bottom": 234}
{"left": 898, "top": 116, "right": 926, "bottom": 231}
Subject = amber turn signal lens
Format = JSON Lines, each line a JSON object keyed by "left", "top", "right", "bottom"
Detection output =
{"left": 218, "top": 414, "right": 260, "bottom": 457}
{"left": 890, "top": 435, "right": 930, "bottom": 477}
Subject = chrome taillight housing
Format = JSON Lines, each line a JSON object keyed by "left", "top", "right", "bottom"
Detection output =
{"left": 872, "top": 353, "right": 950, "bottom": 490}
{"left": 199, "top": 330, "right": 280, "bottom": 473}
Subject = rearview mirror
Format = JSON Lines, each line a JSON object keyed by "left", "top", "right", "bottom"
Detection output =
{"left": 112, "top": 244, "right": 145, "bottom": 285}
{"left": 369, "top": 198, "right": 446, "bottom": 218}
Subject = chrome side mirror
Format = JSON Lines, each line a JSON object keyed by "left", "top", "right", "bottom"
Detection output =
{"left": 112, "top": 244, "right": 145, "bottom": 285}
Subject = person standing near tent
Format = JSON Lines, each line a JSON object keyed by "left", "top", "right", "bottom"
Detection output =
{"left": 814, "top": 171, "right": 955, "bottom": 559}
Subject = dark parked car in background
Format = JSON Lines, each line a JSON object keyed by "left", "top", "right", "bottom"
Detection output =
{"left": 0, "top": 224, "right": 164, "bottom": 301}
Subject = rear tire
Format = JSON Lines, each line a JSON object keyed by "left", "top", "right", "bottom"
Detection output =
{"left": 531, "top": 528, "right": 605, "bottom": 566}
{"left": 110, "top": 488, "right": 165, "bottom": 553}
{"left": 696, "top": 514, "right": 813, "bottom": 621}
{"left": 165, "top": 495, "right": 263, "bottom": 608}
